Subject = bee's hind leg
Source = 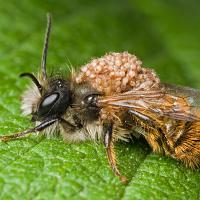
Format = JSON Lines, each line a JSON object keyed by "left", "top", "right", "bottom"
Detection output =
{"left": 103, "top": 123, "right": 127, "bottom": 184}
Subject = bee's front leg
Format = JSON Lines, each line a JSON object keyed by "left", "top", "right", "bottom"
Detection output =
{"left": 103, "top": 123, "right": 127, "bottom": 184}
{"left": 0, "top": 118, "right": 58, "bottom": 142}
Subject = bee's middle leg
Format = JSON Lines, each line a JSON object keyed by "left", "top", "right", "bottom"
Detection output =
{"left": 103, "top": 123, "right": 127, "bottom": 183}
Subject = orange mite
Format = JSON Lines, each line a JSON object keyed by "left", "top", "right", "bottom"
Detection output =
{"left": 1, "top": 14, "right": 200, "bottom": 183}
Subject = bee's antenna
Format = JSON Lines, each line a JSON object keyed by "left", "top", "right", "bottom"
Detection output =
{"left": 20, "top": 73, "right": 43, "bottom": 93}
{"left": 41, "top": 13, "right": 52, "bottom": 80}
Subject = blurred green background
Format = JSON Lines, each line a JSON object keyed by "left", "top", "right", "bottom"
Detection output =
{"left": 0, "top": 0, "right": 200, "bottom": 199}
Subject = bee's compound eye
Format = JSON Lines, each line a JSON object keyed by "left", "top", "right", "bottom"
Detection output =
{"left": 42, "top": 93, "right": 59, "bottom": 107}
{"left": 37, "top": 92, "right": 60, "bottom": 118}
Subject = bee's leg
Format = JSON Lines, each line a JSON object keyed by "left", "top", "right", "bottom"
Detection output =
{"left": 60, "top": 118, "right": 76, "bottom": 130}
{"left": 0, "top": 118, "right": 58, "bottom": 142}
{"left": 60, "top": 117, "right": 82, "bottom": 131}
{"left": 72, "top": 114, "right": 83, "bottom": 129}
{"left": 128, "top": 110, "right": 159, "bottom": 127}
{"left": 103, "top": 123, "right": 127, "bottom": 183}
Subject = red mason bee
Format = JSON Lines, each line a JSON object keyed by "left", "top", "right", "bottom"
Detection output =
{"left": 1, "top": 14, "right": 200, "bottom": 183}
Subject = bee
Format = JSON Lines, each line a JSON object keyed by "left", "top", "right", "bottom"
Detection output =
{"left": 1, "top": 14, "right": 200, "bottom": 183}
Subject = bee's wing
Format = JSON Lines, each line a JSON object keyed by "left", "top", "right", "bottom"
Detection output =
{"left": 99, "top": 83, "right": 200, "bottom": 122}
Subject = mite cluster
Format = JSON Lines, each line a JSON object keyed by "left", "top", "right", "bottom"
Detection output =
{"left": 76, "top": 52, "right": 160, "bottom": 95}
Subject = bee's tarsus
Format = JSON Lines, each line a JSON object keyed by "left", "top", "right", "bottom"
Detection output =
{"left": 119, "top": 176, "right": 128, "bottom": 184}
{"left": 0, "top": 136, "right": 10, "bottom": 142}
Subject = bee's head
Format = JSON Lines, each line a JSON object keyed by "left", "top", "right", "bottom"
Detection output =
{"left": 20, "top": 74, "right": 72, "bottom": 121}
{"left": 36, "top": 78, "right": 71, "bottom": 120}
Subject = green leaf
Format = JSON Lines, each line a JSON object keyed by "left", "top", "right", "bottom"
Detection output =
{"left": 0, "top": 0, "right": 199, "bottom": 199}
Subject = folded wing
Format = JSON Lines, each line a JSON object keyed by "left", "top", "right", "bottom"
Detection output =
{"left": 98, "top": 83, "right": 200, "bottom": 122}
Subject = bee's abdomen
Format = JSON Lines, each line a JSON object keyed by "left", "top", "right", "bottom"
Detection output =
{"left": 171, "top": 122, "right": 200, "bottom": 168}
{"left": 145, "top": 120, "right": 200, "bottom": 168}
